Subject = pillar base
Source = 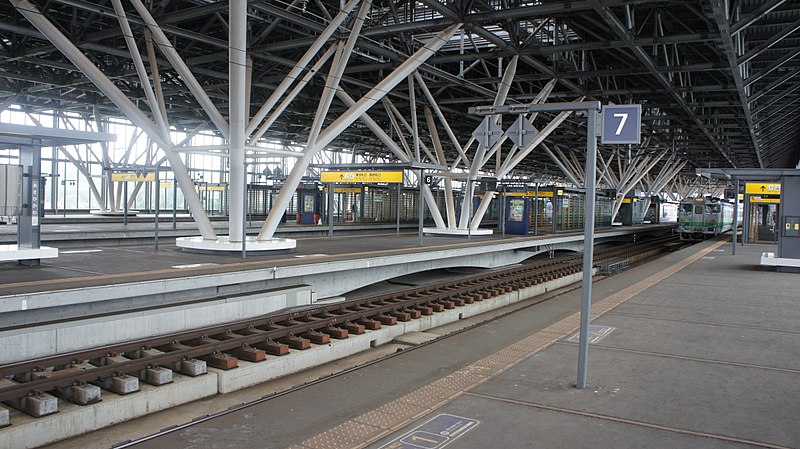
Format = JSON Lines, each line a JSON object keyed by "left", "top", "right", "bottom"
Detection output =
{"left": 0, "top": 244, "right": 58, "bottom": 263}
{"left": 176, "top": 236, "right": 296, "bottom": 254}
{"left": 422, "top": 228, "right": 493, "bottom": 237}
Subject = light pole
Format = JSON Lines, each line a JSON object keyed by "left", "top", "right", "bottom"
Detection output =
{"left": 61, "top": 179, "right": 75, "bottom": 217}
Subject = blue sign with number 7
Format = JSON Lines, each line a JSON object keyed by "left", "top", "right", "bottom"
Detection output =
{"left": 601, "top": 104, "right": 641, "bottom": 144}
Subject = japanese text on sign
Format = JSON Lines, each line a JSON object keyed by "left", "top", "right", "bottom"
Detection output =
{"left": 112, "top": 173, "right": 155, "bottom": 182}
{"left": 320, "top": 171, "right": 403, "bottom": 183}
{"left": 745, "top": 183, "right": 781, "bottom": 195}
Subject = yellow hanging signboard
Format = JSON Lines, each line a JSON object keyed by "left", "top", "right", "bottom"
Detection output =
{"left": 320, "top": 171, "right": 403, "bottom": 183}
{"left": 112, "top": 173, "right": 155, "bottom": 182}
{"left": 745, "top": 183, "right": 780, "bottom": 195}
{"left": 504, "top": 191, "right": 554, "bottom": 197}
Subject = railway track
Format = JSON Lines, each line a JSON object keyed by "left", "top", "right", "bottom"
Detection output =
{"left": 0, "top": 236, "right": 680, "bottom": 415}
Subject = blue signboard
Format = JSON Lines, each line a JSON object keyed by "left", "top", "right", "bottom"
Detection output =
{"left": 601, "top": 104, "right": 641, "bottom": 144}
{"left": 378, "top": 414, "right": 480, "bottom": 449}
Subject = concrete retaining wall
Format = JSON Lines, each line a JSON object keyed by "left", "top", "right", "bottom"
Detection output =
{"left": 0, "top": 286, "right": 312, "bottom": 364}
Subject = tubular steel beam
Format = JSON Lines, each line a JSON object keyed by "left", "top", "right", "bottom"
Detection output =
{"left": 737, "top": 17, "right": 800, "bottom": 66}
{"left": 710, "top": 0, "right": 763, "bottom": 168}
{"left": 10, "top": 0, "right": 217, "bottom": 240}
{"left": 590, "top": 0, "right": 736, "bottom": 167}
{"left": 247, "top": 0, "right": 362, "bottom": 139}
{"left": 257, "top": 24, "right": 462, "bottom": 240}
{"left": 129, "top": 0, "right": 230, "bottom": 140}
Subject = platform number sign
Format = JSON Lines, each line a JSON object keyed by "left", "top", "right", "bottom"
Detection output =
{"left": 601, "top": 104, "right": 641, "bottom": 144}
{"left": 424, "top": 174, "right": 434, "bottom": 185}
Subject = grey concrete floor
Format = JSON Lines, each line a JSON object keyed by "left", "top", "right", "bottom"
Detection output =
{"left": 79, "top": 238, "right": 749, "bottom": 449}
{"left": 368, "top": 241, "right": 800, "bottom": 449}
{"left": 31, "top": 236, "right": 794, "bottom": 449}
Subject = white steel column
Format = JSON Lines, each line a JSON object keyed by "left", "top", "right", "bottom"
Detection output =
{"left": 10, "top": 0, "right": 217, "bottom": 240}
{"left": 258, "top": 24, "right": 462, "bottom": 240}
{"left": 229, "top": 0, "right": 247, "bottom": 242}
{"left": 460, "top": 57, "right": 516, "bottom": 230}
{"left": 424, "top": 106, "right": 457, "bottom": 228}
{"left": 414, "top": 73, "right": 471, "bottom": 166}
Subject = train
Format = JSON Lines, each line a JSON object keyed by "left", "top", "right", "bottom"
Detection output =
{"left": 677, "top": 197, "right": 738, "bottom": 240}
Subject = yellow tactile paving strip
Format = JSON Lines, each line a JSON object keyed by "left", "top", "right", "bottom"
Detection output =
{"left": 292, "top": 240, "right": 728, "bottom": 449}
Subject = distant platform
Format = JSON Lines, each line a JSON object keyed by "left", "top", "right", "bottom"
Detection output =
{"left": 175, "top": 235, "right": 296, "bottom": 254}
{"left": 90, "top": 210, "right": 139, "bottom": 217}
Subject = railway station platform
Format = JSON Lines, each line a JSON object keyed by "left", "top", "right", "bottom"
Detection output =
{"left": 56, "top": 237, "right": 796, "bottom": 449}
{"left": 0, "top": 215, "right": 421, "bottom": 248}
{"left": 0, "top": 223, "right": 673, "bottom": 329}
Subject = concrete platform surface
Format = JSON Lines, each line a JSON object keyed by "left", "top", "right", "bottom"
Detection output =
{"left": 366, "top": 241, "right": 800, "bottom": 449}
{"left": 0, "top": 223, "right": 671, "bottom": 297}
{"left": 55, "top": 237, "right": 796, "bottom": 449}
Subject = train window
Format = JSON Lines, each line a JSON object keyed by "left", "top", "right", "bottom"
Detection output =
{"left": 681, "top": 204, "right": 693, "bottom": 213}
{"left": 705, "top": 204, "right": 721, "bottom": 213}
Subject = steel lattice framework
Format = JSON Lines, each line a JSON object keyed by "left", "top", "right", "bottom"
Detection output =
{"left": 1, "top": 0, "right": 799, "bottom": 176}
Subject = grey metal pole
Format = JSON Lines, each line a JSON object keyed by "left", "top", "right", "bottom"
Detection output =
{"left": 247, "top": 181, "right": 252, "bottom": 227}
{"left": 501, "top": 190, "right": 506, "bottom": 238}
{"left": 577, "top": 108, "right": 599, "bottom": 390}
{"left": 396, "top": 182, "right": 401, "bottom": 236}
{"left": 534, "top": 185, "right": 539, "bottom": 236}
{"left": 419, "top": 169, "right": 425, "bottom": 245}
{"left": 242, "top": 163, "right": 248, "bottom": 259}
{"left": 328, "top": 182, "right": 334, "bottom": 239}
{"left": 742, "top": 190, "right": 748, "bottom": 246}
{"left": 733, "top": 177, "right": 739, "bottom": 255}
{"left": 155, "top": 169, "right": 160, "bottom": 251}
{"left": 172, "top": 179, "right": 177, "bottom": 229}
{"left": 467, "top": 180, "right": 472, "bottom": 240}
{"left": 123, "top": 181, "right": 128, "bottom": 225}
{"left": 359, "top": 186, "right": 365, "bottom": 223}
{"left": 62, "top": 179, "right": 67, "bottom": 217}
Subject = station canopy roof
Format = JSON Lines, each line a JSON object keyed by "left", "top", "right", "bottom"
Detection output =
{"left": 1, "top": 0, "right": 798, "bottom": 177}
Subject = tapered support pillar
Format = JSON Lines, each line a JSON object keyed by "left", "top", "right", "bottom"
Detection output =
{"left": 228, "top": 0, "right": 247, "bottom": 242}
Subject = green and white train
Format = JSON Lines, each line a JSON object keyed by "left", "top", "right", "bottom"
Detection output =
{"left": 677, "top": 197, "right": 738, "bottom": 240}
